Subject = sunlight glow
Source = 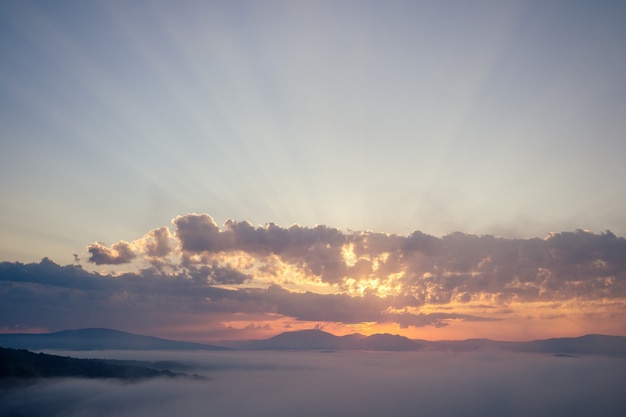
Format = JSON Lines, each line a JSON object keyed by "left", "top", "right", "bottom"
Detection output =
{"left": 341, "top": 243, "right": 357, "bottom": 267}
{"left": 2, "top": 0, "right": 626, "bottom": 346}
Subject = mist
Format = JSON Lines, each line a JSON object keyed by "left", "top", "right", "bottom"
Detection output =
{"left": 2, "top": 350, "right": 625, "bottom": 417}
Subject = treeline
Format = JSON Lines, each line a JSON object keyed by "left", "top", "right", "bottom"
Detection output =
{"left": 0, "top": 346, "right": 177, "bottom": 382}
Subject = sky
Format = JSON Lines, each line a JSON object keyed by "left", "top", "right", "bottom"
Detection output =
{"left": 1, "top": 0, "right": 626, "bottom": 342}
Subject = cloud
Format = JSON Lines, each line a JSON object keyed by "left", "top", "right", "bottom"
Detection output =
{"left": 389, "top": 312, "right": 498, "bottom": 328}
{"left": 87, "top": 241, "right": 137, "bottom": 265}
{"left": 173, "top": 214, "right": 348, "bottom": 283}
{"left": 173, "top": 214, "right": 224, "bottom": 253}
{"left": 169, "top": 215, "right": 626, "bottom": 303}
{"left": 262, "top": 284, "right": 386, "bottom": 323}
{"left": 187, "top": 263, "right": 252, "bottom": 285}
{"left": 140, "top": 227, "right": 173, "bottom": 258}
{"left": 9, "top": 214, "right": 626, "bottom": 338}
{"left": 88, "top": 215, "right": 626, "bottom": 306}
{"left": 0, "top": 259, "right": 494, "bottom": 335}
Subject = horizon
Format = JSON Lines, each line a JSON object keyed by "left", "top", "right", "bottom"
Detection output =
{"left": 2, "top": 324, "right": 622, "bottom": 344}
{"left": 2, "top": 1, "right": 626, "bottom": 345}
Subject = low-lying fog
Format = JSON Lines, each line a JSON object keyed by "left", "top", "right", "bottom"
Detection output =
{"left": 2, "top": 350, "right": 625, "bottom": 417}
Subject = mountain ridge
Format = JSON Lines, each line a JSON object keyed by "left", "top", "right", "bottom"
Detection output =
{"left": 1, "top": 328, "right": 625, "bottom": 355}
{"left": 218, "top": 330, "right": 626, "bottom": 355}
{"left": 0, "top": 346, "right": 181, "bottom": 384}
{"left": 0, "top": 328, "right": 229, "bottom": 351}
{"left": 223, "top": 329, "right": 421, "bottom": 351}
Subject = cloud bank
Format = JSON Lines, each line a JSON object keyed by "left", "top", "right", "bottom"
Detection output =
{"left": 91, "top": 214, "right": 626, "bottom": 301}
{"left": 1, "top": 350, "right": 625, "bottom": 417}
{"left": 3, "top": 213, "right": 626, "bottom": 340}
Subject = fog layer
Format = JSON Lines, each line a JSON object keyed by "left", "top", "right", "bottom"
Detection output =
{"left": 2, "top": 350, "right": 625, "bottom": 417}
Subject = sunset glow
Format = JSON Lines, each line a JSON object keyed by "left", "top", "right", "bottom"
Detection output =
{"left": 2, "top": 213, "right": 625, "bottom": 343}
{"left": 1, "top": 0, "right": 626, "bottom": 345}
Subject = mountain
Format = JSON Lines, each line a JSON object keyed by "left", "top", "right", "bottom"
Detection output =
{"left": 414, "top": 335, "right": 626, "bottom": 357}
{"left": 2, "top": 328, "right": 624, "bottom": 356}
{"left": 0, "top": 346, "right": 179, "bottom": 384}
{"left": 258, "top": 329, "right": 342, "bottom": 350}
{"left": 233, "top": 330, "right": 626, "bottom": 355}
{"left": 0, "top": 328, "right": 229, "bottom": 351}
{"left": 413, "top": 338, "right": 513, "bottom": 352}
{"left": 508, "top": 334, "right": 626, "bottom": 356}
{"left": 353, "top": 333, "right": 420, "bottom": 351}
{"left": 229, "top": 329, "right": 421, "bottom": 351}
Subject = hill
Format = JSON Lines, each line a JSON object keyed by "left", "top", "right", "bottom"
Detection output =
{"left": 509, "top": 334, "right": 626, "bottom": 356}
{"left": 3, "top": 328, "right": 624, "bottom": 356}
{"left": 415, "top": 334, "right": 626, "bottom": 356}
{"left": 227, "top": 329, "right": 421, "bottom": 351}
{"left": 225, "top": 330, "right": 626, "bottom": 355}
{"left": 0, "top": 346, "right": 179, "bottom": 385}
{"left": 0, "top": 328, "right": 229, "bottom": 351}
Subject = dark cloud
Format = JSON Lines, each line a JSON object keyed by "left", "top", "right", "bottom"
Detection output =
{"left": 173, "top": 214, "right": 223, "bottom": 253}
{"left": 0, "top": 259, "right": 493, "bottom": 333}
{"left": 0, "top": 259, "right": 221, "bottom": 332}
{"left": 173, "top": 214, "right": 348, "bottom": 283}
{"left": 142, "top": 227, "right": 172, "bottom": 258}
{"left": 87, "top": 241, "right": 136, "bottom": 265}
{"left": 166, "top": 214, "right": 626, "bottom": 301}
{"left": 187, "top": 263, "right": 252, "bottom": 285}
{"left": 387, "top": 311, "right": 498, "bottom": 328}
{"left": 263, "top": 284, "right": 385, "bottom": 323}
{"left": 9, "top": 215, "right": 626, "bottom": 335}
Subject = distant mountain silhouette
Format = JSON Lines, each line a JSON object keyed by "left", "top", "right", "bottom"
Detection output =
{"left": 2, "top": 328, "right": 624, "bottom": 356}
{"left": 508, "top": 334, "right": 626, "bottom": 356}
{"left": 0, "top": 346, "right": 179, "bottom": 385}
{"left": 261, "top": 329, "right": 342, "bottom": 350}
{"left": 223, "top": 330, "right": 626, "bottom": 355}
{"left": 0, "top": 328, "right": 229, "bottom": 351}
{"left": 228, "top": 329, "right": 421, "bottom": 351}
{"left": 413, "top": 338, "right": 513, "bottom": 352}
{"left": 415, "top": 334, "right": 626, "bottom": 357}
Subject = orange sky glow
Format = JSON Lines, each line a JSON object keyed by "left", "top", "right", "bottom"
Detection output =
{"left": 2, "top": 213, "right": 614, "bottom": 343}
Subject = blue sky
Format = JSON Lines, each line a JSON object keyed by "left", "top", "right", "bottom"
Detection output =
{"left": 1, "top": 0, "right": 625, "bottom": 265}
{"left": 2, "top": 1, "right": 626, "bottom": 341}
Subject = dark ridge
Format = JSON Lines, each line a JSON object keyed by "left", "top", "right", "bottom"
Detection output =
{"left": 508, "top": 334, "right": 626, "bottom": 356}
{"left": 224, "top": 331, "right": 626, "bottom": 355}
{"left": 0, "top": 346, "right": 180, "bottom": 387}
{"left": 3, "top": 328, "right": 624, "bottom": 356}
{"left": 262, "top": 329, "right": 341, "bottom": 350}
{"left": 235, "top": 329, "right": 421, "bottom": 351}
{"left": 0, "top": 328, "right": 230, "bottom": 351}
{"left": 413, "top": 334, "right": 626, "bottom": 356}
{"left": 349, "top": 333, "right": 419, "bottom": 351}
